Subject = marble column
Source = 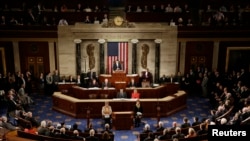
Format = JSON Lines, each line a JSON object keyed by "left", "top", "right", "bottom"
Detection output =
{"left": 98, "top": 39, "right": 106, "bottom": 74}
{"left": 154, "top": 39, "right": 162, "bottom": 83}
{"left": 74, "top": 39, "right": 82, "bottom": 75}
{"left": 131, "top": 39, "right": 139, "bottom": 74}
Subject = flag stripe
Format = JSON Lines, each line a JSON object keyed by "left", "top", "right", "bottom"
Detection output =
{"left": 107, "top": 42, "right": 128, "bottom": 74}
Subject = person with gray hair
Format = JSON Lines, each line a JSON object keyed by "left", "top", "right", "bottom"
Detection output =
{"left": 37, "top": 120, "right": 50, "bottom": 136}
{"left": 142, "top": 124, "right": 152, "bottom": 134}
{"left": 158, "top": 128, "right": 172, "bottom": 140}
{"left": 156, "top": 121, "right": 165, "bottom": 132}
{"left": 85, "top": 129, "right": 98, "bottom": 141}
{"left": 171, "top": 127, "right": 185, "bottom": 139}
{"left": 0, "top": 116, "right": 19, "bottom": 131}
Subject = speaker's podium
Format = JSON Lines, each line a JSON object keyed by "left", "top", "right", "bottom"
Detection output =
{"left": 112, "top": 70, "right": 127, "bottom": 90}
{"left": 112, "top": 111, "right": 134, "bottom": 130}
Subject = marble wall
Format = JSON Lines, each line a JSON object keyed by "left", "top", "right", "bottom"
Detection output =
{"left": 58, "top": 23, "right": 178, "bottom": 81}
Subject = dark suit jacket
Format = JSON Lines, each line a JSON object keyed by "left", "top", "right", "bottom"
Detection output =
{"left": 85, "top": 136, "right": 99, "bottom": 141}
{"left": 141, "top": 71, "right": 153, "bottom": 83}
{"left": 102, "top": 82, "right": 111, "bottom": 88}
{"left": 117, "top": 92, "right": 127, "bottom": 98}
{"left": 127, "top": 82, "right": 138, "bottom": 87}
{"left": 112, "top": 62, "right": 122, "bottom": 71}
{"left": 87, "top": 71, "right": 97, "bottom": 80}
{"left": 89, "top": 82, "right": 100, "bottom": 88}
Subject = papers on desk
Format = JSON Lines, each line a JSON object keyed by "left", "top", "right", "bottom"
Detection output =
{"left": 103, "top": 87, "right": 115, "bottom": 90}
{"left": 88, "top": 87, "right": 100, "bottom": 90}
{"left": 126, "top": 74, "right": 139, "bottom": 77}
{"left": 112, "top": 98, "right": 137, "bottom": 101}
{"left": 137, "top": 112, "right": 142, "bottom": 116}
{"left": 104, "top": 115, "right": 110, "bottom": 118}
{"left": 100, "top": 74, "right": 112, "bottom": 77}
{"left": 115, "top": 81, "right": 126, "bottom": 83}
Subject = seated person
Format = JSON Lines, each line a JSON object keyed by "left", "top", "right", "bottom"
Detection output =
{"left": 89, "top": 78, "right": 99, "bottom": 88}
{"left": 143, "top": 132, "right": 154, "bottom": 141}
{"left": 70, "top": 122, "right": 82, "bottom": 133}
{"left": 134, "top": 99, "right": 143, "bottom": 127}
{"left": 102, "top": 78, "right": 111, "bottom": 89}
{"left": 112, "top": 59, "right": 122, "bottom": 71}
{"left": 156, "top": 121, "right": 165, "bottom": 132}
{"left": 127, "top": 78, "right": 138, "bottom": 88}
{"left": 131, "top": 88, "right": 140, "bottom": 99}
{"left": 71, "top": 130, "right": 85, "bottom": 140}
{"left": 84, "top": 122, "right": 97, "bottom": 134}
{"left": 67, "top": 75, "right": 75, "bottom": 83}
{"left": 117, "top": 89, "right": 127, "bottom": 98}
{"left": 102, "top": 101, "right": 112, "bottom": 126}
{"left": 85, "top": 129, "right": 98, "bottom": 141}
{"left": 101, "top": 123, "right": 113, "bottom": 134}
{"left": 172, "top": 127, "right": 185, "bottom": 139}
{"left": 158, "top": 128, "right": 172, "bottom": 140}
{"left": 159, "top": 74, "right": 168, "bottom": 84}
{"left": 101, "top": 131, "right": 112, "bottom": 141}
{"left": 142, "top": 124, "right": 153, "bottom": 133}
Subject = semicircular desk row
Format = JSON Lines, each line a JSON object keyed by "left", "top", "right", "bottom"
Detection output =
{"left": 52, "top": 84, "right": 187, "bottom": 119}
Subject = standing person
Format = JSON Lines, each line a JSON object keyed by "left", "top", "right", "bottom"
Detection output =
{"left": 53, "top": 70, "right": 60, "bottom": 91}
{"left": 24, "top": 71, "right": 32, "bottom": 95}
{"left": 102, "top": 101, "right": 112, "bottom": 126}
{"left": 112, "top": 59, "right": 122, "bottom": 71}
{"left": 39, "top": 72, "right": 45, "bottom": 94}
{"left": 134, "top": 99, "right": 143, "bottom": 127}
{"left": 45, "top": 72, "right": 53, "bottom": 95}
{"left": 201, "top": 73, "right": 209, "bottom": 97}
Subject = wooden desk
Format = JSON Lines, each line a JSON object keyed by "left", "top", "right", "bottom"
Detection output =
{"left": 99, "top": 73, "right": 139, "bottom": 87}
{"left": 59, "top": 83, "right": 179, "bottom": 99}
{"left": 52, "top": 91, "right": 187, "bottom": 118}
{"left": 112, "top": 111, "right": 134, "bottom": 130}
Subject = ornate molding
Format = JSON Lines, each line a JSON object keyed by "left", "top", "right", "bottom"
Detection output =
{"left": 98, "top": 39, "right": 106, "bottom": 44}
{"left": 131, "top": 39, "right": 139, "bottom": 44}
{"left": 73, "top": 39, "right": 82, "bottom": 44}
{"left": 154, "top": 39, "right": 162, "bottom": 44}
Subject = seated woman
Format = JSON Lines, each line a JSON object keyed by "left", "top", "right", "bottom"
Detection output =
{"left": 134, "top": 99, "right": 143, "bottom": 127}
{"left": 102, "top": 101, "right": 112, "bottom": 126}
{"left": 131, "top": 88, "right": 140, "bottom": 99}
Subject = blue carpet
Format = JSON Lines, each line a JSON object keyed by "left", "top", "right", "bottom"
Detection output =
{"left": 0, "top": 94, "right": 211, "bottom": 141}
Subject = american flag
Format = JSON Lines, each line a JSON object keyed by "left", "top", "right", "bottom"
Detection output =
{"left": 107, "top": 42, "right": 128, "bottom": 74}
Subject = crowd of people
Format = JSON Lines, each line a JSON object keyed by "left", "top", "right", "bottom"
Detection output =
{"left": 0, "top": 66, "right": 250, "bottom": 141}
{"left": 1, "top": 0, "right": 250, "bottom": 26}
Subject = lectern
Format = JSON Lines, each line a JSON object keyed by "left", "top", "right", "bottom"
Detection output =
{"left": 112, "top": 111, "right": 134, "bottom": 130}
{"left": 112, "top": 71, "right": 127, "bottom": 90}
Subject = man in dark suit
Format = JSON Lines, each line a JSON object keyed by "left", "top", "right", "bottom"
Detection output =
{"left": 85, "top": 129, "right": 99, "bottom": 141}
{"left": 141, "top": 68, "right": 153, "bottom": 83}
{"left": 159, "top": 74, "right": 168, "bottom": 84}
{"left": 102, "top": 78, "right": 111, "bottom": 89}
{"left": 127, "top": 78, "right": 138, "bottom": 88}
{"left": 116, "top": 89, "right": 127, "bottom": 98}
{"left": 112, "top": 60, "right": 122, "bottom": 71}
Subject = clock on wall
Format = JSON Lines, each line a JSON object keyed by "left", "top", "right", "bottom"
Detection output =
{"left": 113, "top": 16, "right": 124, "bottom": 26}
